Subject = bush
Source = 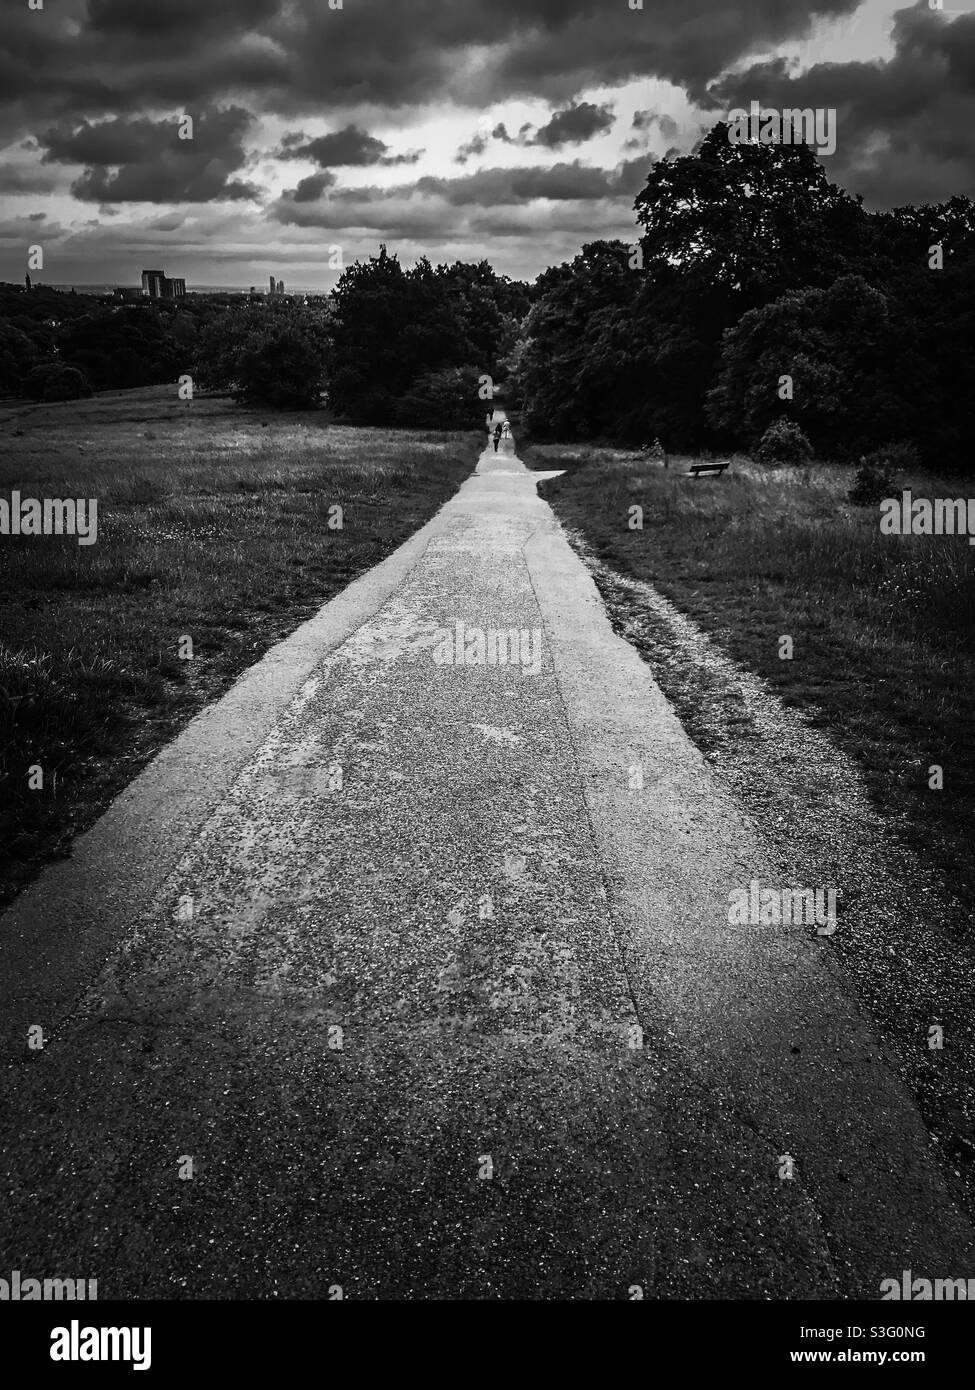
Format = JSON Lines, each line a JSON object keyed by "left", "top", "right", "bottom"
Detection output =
{"left": 23, "top": 363, "right": 92, "bottom": 401}
{"left": 755, "top": 417, "right": 813, "bottom": 467}
{"left": 847, "top": 441, "right": 917, "bottom": 507}
{"left": 641, "top": 438, "right": 667, "bottom": 463}
{"left": 393, "top": 366, "right": 483, "bottom": 430}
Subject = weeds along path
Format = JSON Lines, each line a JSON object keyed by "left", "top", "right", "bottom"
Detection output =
{"left": 0, "top": 429, "right": 971, "bottom": 1297}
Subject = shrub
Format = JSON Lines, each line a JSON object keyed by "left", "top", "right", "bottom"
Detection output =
{"left": 755, "top": 417, "right": 813, "bottom": 467}
{"left": 24, "top": 363, "right": 93, "bottom": 401}
{"left": 847, "top": 441, "right": 917, "bottom": 507}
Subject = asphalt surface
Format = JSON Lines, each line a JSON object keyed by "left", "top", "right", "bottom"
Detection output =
{"left": 1, "top": 418, "right": 972, "bottom": 1298}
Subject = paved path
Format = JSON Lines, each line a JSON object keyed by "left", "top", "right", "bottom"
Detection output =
{"left": 1, "top": 418, "right": 972, "bottom": 1298}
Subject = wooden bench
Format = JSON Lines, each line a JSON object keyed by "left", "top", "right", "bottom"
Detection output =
{"left": 688, "top": 460, "right": 730, "bottom": 478}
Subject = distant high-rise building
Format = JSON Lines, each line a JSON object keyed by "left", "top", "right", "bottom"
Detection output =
{"left": 141, "top": 269, "right": 186, "bottom": 300}
{"left": 277, "top": 279, "right": 285, "bottom": 295}
{"left": 25, "top": 273, "right": 32, "bottom": 291}
{"left": 142, "top": 269, "right": 165, "bottom": 298}
{"left": 269, "top": 274, "right": 276, "bottom": 296}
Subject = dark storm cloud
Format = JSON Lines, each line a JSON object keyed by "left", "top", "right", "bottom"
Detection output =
{"left": 455, "top": 123, "right": 516, "bottom": 164}
{"left": 481, "top": 0, "right": 860, "bottom": 103}
{"left": 417, "top": 162, "right": 628, "bottom": 205}
{"left": 86, "top": 0, "right": 281, "bottom": 35}
{"left": 274, "top": 157, "right": 653, "bottom": 232}
{"left": 0, "top": 0, "right": 861, "bottom": 127}
{"left": 454, "top": 104, "right": 612, "bottom": 165}
{"left": 37, "top": 107, "right": 260, "bottom": 203}
{"left": 278, "top": 125, "right": 422, "bottom": 168}
{"left": 706, "top": 7, "right": 975, "bottom": 207}
{"left": 529, "top": 102, "right": 615, "bottom": 147}
{"left": 288, "top": 172, "right": 338, "bottom": 203}
{"left": 4, "top": 0, "right": 968, "bottom": 282}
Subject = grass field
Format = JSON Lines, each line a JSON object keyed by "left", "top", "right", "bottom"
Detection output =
{"left": 0, "top": 386, "right": 478, "bottom": 905}
{"left": 525, "top": 443, "right": 975, "bottom": 916}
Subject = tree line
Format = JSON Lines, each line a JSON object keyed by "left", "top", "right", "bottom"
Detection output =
{"left": 2, "top": 121, "right": 972, "bottom": 469}
{"left": 0, "top": 258, "right": 532, "bottom": 421}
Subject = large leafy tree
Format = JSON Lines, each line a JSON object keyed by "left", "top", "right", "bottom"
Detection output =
{"left": 326, "top": 248, "right": 524, "bottom": 423}
{"left": 435, "top": 260, "right": 530, "bottom": 372}
{"left": 622, "top": 123, "right": 873, "bottom": 447}
{"left": 194, "top": 302, "right": 329, "bottom": 408}
{"left": 706, "top": 275, "right": 904, "bottom": 457}
{"left": 633, "top": 122, "right": 868, "bottom": 303}
{"left": 327, "top": 247, "right": 417, "bottom": 422}
{"left": 516, "top": 126, "right": 875, "bottom": 449}
{"left": 514, "top": 241, "right": 636, "bottom": 439}
{"left": 327, "top": 248, "right": 471, "bottom": 422}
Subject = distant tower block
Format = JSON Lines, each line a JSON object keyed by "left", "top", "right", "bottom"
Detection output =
{"left": 269, "top": 274, "right": 275, "bottom": 296}
{"left": 142, "top": 269, "right": 165, "bottom": 298}
{"left": 25, "top": 273, "right": 31, "bottom": 291}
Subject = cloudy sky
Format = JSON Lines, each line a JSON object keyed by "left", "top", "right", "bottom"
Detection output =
{"left": 1, "top": 0, "right": 973, "bottom": 289}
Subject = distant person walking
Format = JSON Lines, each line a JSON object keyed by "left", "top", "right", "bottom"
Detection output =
{"left": 493, "top": 422, "right": 503, "bottom": 453}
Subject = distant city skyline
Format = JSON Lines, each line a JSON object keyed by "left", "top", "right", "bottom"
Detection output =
{"left": 1, "top": 1, "right": 972, "bottom": 287}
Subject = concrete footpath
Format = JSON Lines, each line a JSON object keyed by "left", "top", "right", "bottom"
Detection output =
{"left": 1, "top": 423, "right": 971, "bottom": 1298}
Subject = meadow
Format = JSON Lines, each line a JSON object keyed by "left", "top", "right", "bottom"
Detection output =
{"left": 0, "top": 386, "right": 478, "bottom": 903}
{"left": 526, "top": 444, "right": 975, "bottom": 916}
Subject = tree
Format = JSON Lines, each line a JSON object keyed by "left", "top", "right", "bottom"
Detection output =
{"left": 707, "top": 276, "right": 904, "bottom": 457}
{"left": 326, "top": 248, "right": 524, "bottom": 423}
{"left": 0, "top": 321, "right": 38, "bottom": 394}
{"left": 633, "top": 122, "right": 868, "bottom": 304}
{"left": 327, "top": 247, "right": 438, "bottom": 422}
{"left": 513, "top": 241, "right": 636, "bottom": 439}
{"left": 393, "top": 365, "right": 484, "bottom": 429}
{"left": 195, "top": 303, "right": 328, "bottom": 408}
{"left": 59, "top": 307, "right": 182, "bottom": 390}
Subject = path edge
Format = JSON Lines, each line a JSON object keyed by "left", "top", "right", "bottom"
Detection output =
{"left": 0, "top": 492, "right": 455, "bottom": 1054}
